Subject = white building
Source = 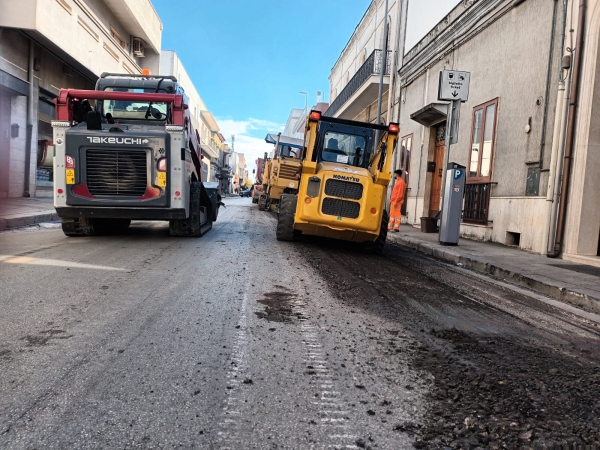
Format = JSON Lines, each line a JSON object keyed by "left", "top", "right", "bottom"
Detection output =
{"left": 0, "top": 0, "right": 163, "bottom": 197}
{"left": 283, "top": 93, "right": 329, "bottom": 141}
{"left": 282, "top": 108, "right": 304, "bottom": 140}
{"left": 326, "top": 0, "right": 404, "bottom": 124}
{"left": 159, "top": 50, "right": 225, "bottom": 183}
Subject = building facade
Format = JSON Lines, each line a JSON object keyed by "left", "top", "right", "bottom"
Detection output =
{"left": 396, "top": 0, "right": 600, "bottom": 265}
{"left": 159, "top": 50, "right": 228, "bottom": 184}
{"left": 326, "top": 0, "right": 404, "bottom": 125}
{"left": 0, "top": 0, "right": 162, "bottom": 197}
{"left": 330, "top": 0, "right": 600, "bottom": 266}
{"left": 397, "top": 0, "right": 562, "bottom": 254}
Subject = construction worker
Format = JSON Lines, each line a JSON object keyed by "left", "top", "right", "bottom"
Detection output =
{"left": 388, "top": 169, "right": 407, "bottom": 232}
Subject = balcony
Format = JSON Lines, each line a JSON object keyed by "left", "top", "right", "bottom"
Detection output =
{"left": 103, "top": 0, "right": 162, "bottom": 53}
{"left": 200, "top": 138, "right": 219, "bottom": 160}
{"left": 0, "top": 0, "right": 161, "bottom": 77}
{"left": 462, "top": 182, "right": 493, "bottom": 224}
{"left": 326, "top": 49, "right": 392, "bottom": 119}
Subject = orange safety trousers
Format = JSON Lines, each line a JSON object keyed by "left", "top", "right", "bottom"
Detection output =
{"left": 388, "top": 201, "right": 403, "bottom": 231}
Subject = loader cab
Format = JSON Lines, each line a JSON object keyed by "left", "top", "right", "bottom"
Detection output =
{"left": 278, "top": 144, "right": 298, "bottom": 159}
{"left": 313, "top": 122, "right": 375, "bottom": 168}
{"left": 92, "top": 73, "right": 187, "bottom": 125}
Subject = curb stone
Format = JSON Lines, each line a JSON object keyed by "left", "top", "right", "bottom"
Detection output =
{"left": 1, "top": 212, "right": 59, "bottom": 231}
{"left": 388, "top": 233, "right": 600, "bottom": 313}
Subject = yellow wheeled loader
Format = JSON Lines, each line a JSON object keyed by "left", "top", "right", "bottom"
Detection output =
{"left": 258, "top": 133, "right": 302, "bottom": 212}
{"left": 276, "top": 110, "right": 399, "bottom": 253}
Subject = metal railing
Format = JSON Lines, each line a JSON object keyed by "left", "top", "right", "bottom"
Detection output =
{"left": 462, "top": 182, "right": 493, "bottom": 224}
{"left": 326, "top": 49, "right": 392, "bottom": 118}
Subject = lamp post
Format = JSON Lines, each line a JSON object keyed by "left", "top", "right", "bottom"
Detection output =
{"left": 299, "top": 91, "right": 308, "bottom": 112}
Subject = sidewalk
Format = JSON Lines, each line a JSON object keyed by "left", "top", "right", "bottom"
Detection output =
{"left": 0, "top": 197, "right": 57, "bottom": 231}
{"left": 387, "top": 225, "right": 600, "bottom": 312}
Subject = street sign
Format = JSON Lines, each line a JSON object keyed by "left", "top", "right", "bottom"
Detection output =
{"left": 438, "top": 70, "right": 470, "bottom": 102}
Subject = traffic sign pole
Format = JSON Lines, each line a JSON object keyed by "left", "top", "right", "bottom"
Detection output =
{"left": 439, "top": 99, "right": 460, "bottom": 219}
{"left": 436, "top": 69, "right": 470, "bottom": 236}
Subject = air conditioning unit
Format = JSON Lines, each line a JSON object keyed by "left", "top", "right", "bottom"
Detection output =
{"left": 132, "top": 38, "right": 145, "bottom": 57}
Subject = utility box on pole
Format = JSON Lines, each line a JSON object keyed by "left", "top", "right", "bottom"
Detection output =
{"left": 439, "top": 163, "right": 466, "bottom": 246}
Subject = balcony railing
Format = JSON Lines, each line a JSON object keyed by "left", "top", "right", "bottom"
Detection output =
{"left": 462, "top": 182, "right": 493, "bottom": 224}
{"left": 326, "top": 49, "right": 392, "bottom": 118}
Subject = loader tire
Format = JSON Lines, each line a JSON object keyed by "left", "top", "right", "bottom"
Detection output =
{"left": 169, "top": 182, "right": 202, "bottom": 237}
{"left": 258, "top": 194, "right": 267, "bottom": 211}
{"left": 276, "top": 194, "right": 297, "bottom": 241}
{"left": 61, "top": 217, "right": 96, "bottom": 237}
{"left": 364, "top": 210, "right": 388, "bottom": 254}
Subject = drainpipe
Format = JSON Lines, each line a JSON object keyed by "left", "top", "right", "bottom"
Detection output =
{"left": 386, "top": 0, "right": 403, "bottom": 126}
{"left": 387, "top": 0, "right": 404, "bottom": 210}
{"left": 548, "top": 0, "right": 586, "bottom": 258}
{"left": 23, "top": 39, "right": 35, "bottom": 197}
{"left": 542, "top": 0, "right": 569, "bottom": 254}
{"left": 413, "top": 68, "right": 430, "bottom": 225}
{"left": 543, "top": 75, "right": 567, "bottom": 253}
{"left": 538, "top": 0, "right": 560, "bottom": 171}
{"left": 375, "top": 0, "right": 390, "bottom": 129}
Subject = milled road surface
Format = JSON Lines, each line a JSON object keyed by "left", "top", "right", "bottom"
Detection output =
{"left": 0, "top": 197, "right": 598, "bottom": 449}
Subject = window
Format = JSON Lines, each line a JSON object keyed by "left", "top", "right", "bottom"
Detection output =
{"left": 320, "top": 131, "right": 367, "bottom": 166}
{"left": 102, "top": 87, "right": 167, "bottom": 121}
{"left": 110, "top": 26, "right": 126, "bottom": 48}
{"left": 468, "top": 99, "right": 498, "bottom": 180}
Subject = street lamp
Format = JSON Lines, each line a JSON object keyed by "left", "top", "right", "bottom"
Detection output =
{"left": 299, "top": 91, "right": 308, "bottom": 112}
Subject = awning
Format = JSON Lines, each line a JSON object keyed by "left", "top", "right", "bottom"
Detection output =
{"left": 264, "top": 133, "right": 304, "bottom": 149}
{"left": 410, "top": 103, "right": 448, "bottom": 127}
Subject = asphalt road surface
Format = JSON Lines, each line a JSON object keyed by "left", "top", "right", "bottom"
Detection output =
{"left": 0, "top": 197, "right": 599, "bottom": 449}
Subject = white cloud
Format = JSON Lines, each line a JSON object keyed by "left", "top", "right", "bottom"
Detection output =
{"left": 216, "top": 117, "right": 286, "bottom": 181}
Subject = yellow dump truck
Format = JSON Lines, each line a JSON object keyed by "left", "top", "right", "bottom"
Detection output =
{"left": 258, "top": 133, "right": 303, "bottom": 212}
{"left": 276, "top": 110, "right": 399, "bottom": 253}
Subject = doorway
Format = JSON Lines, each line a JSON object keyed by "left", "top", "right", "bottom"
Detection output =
{"left": 429, "top": 124, "right": 445, "bottom": 216}
{"left": 0, "top": 93, "right": 10, "bottom": 196}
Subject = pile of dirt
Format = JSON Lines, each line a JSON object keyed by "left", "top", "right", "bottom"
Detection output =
{"left": 409, "top": 327, "right": 600, "bottom": 448}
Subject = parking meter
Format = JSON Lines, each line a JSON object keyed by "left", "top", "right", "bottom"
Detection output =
{"left": 439, "top": 163, "right": 466, "bottom": 246}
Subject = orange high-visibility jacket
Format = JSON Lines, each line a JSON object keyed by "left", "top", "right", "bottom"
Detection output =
{"left": 391, "top": 178, "right": 407, "bottom": 203}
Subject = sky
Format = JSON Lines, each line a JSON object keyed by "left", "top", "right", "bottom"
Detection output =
{"left": 152, "top": 0, "right": 372, "bottom": 174}
{"left": 152, "top": 0, "right": 457, "bottom": 175}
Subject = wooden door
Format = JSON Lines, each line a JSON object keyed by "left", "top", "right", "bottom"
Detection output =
{"left": 429, "top": 141, "right": 445, "bottom": 215}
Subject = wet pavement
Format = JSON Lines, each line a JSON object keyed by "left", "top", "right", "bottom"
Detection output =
{"left": 0, "top": 197, "right": 598, "bottom": 449}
